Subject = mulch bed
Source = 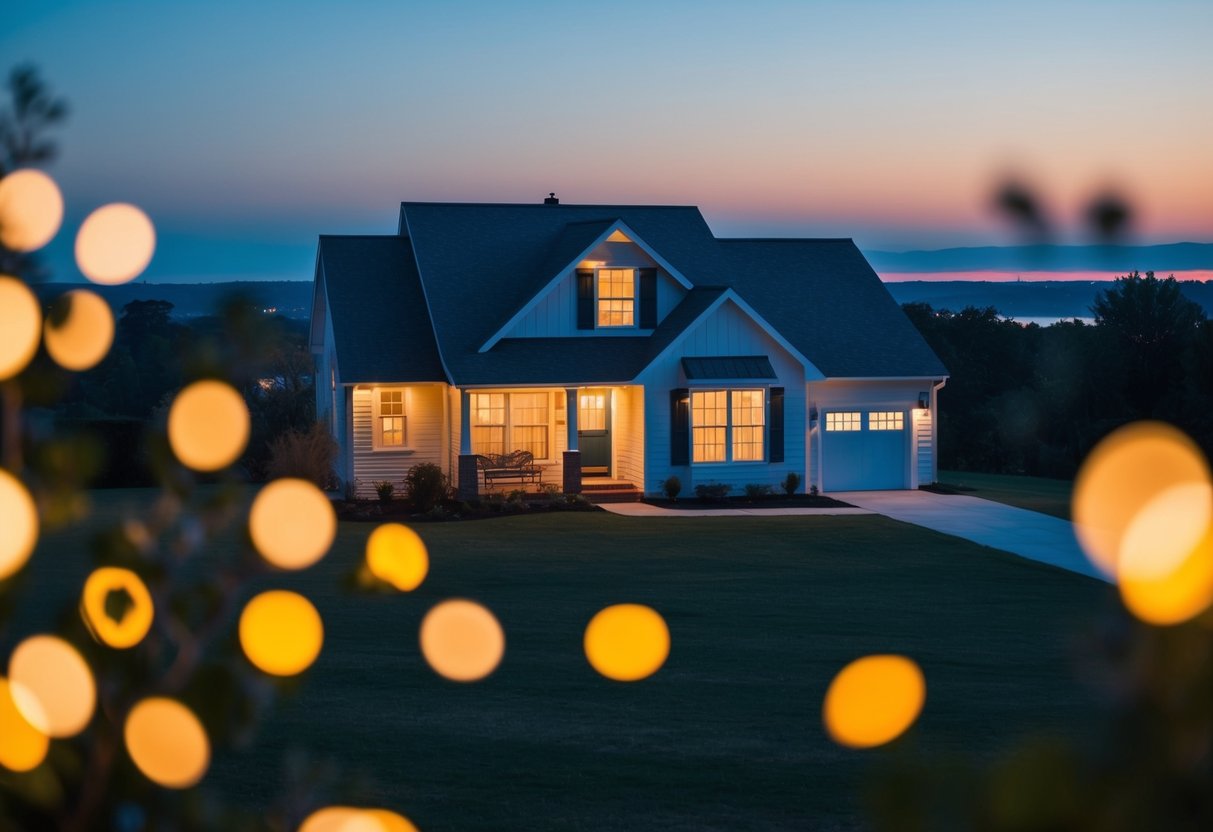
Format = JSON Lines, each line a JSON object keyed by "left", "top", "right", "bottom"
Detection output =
{"left": 643, "top": 494, "right": 854, "bottom": 511}
{"left": 333, "top": 496, "right": 600, "bottom": 523}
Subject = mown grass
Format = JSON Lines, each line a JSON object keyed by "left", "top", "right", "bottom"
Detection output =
{"left": 13, "top": 492, "right": 1111, "bottom": 831}
{"left": 936, "top": 470, "right": 1074, "bottom": 519}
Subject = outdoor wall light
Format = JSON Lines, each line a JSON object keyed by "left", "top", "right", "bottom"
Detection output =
{"left": 917, "top": 393, "right": 930, "bottom": 410}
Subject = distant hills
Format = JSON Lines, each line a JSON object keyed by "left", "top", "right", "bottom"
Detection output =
{"left": 32, "top": 281, "right": 314, "bottom": 320}
{"left": 886, "top": 280, "right": 1213, "bottom": 320}
{"left": 865, "top": 242, "right": 1213, "bottom": 273}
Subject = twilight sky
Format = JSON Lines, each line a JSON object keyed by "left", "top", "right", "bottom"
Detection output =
{"left": 4, "top": 0, "right": 1211, "bottom": 282}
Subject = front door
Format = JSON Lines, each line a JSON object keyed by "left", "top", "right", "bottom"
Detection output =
{"left": 578, "top": 388, "right": 611, "bottom": 476}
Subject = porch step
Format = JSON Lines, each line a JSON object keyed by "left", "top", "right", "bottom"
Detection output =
{"left": 580, "top": 481, "right": 643, "bottom": 503}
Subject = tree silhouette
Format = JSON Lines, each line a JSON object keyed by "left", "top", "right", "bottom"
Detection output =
{"left": 0, "top": 63, "right": 69, "bottom": 176}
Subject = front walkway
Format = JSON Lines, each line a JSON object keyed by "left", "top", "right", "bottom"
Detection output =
{"left": 599, "top": 503, "right": 873, "bottom": 517}
{"left": 831, "top": 490, "right": 1104, "bottom": 582}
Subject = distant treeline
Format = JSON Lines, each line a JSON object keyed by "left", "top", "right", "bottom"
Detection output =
{"left": 907, "top": 273, "right": 1213, "bottom": 478}
{"left": 888, "top": 279, "right": 1213, "bottom": 321}
{"left": 31, "top": 281, "right": 314, "bottom": 319}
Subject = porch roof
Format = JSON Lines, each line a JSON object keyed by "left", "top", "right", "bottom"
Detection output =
{"left": 681, "top": 355, "right": 777, "bottom": 381}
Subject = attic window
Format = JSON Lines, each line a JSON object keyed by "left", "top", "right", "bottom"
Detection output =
{"left": 605, "top": 229, "right": 632, "bottom": 243}
{"left": 597, "top": 268, "right": 635, "bottom": 328}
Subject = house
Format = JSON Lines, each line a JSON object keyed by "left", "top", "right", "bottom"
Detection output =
{"left": 308, "top": 198, "right": 948, "bottom": 500}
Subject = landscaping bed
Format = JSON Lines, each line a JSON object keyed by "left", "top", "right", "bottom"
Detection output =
{"left": 333, "top": 491, "right": 598, "bottom": 522}
{"left": 643, "top": 493, "right": 853, "bottom": 510}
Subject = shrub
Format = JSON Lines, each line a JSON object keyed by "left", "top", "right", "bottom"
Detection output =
{"left": 405, "top": 462, "right": 448, "bottom": 512}
{"left": 694, "top": 482, "right": 730, "bottom": 503}
{"left": 662, "top": 475, "right": 682, "bottom": 500}
{"left": 782, "top": 472, "right": 801, "bottom": 496}
{"left": 374, "top": 480, "right": 395, "bottom": 504}
{"left": 744, "top": 483, "right": 773, "bottom": 499}
{"left": 539, "top": 482, "right": 562, "bottom": 501}
{"left": 265, "top": 421, "right": 337, "bottom": 489}
{"left": 809, "top": 484, "right": 819, "bottom": 497}
{"left": 506, "top": 488, "right": 528, "bottom": 504}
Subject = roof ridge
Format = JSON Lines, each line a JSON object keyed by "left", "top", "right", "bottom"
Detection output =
{"left": 720, "top": 237, "right": 854, "bottom": 243}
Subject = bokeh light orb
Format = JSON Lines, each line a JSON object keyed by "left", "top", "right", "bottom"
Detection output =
{"left": 167, "top": 380, "right": 250, "bottom": 472}
{"left": 419, "top": 599, "right": 505, "bottom": 682}
{"left": 239, "top": 590, "right": 324, "bottom": 676}
{"left": 43, "top": 289, "right": 115, "bottom": 371}
{"left": 300, "top": 807, "right": 419, "bottom": 832}
{"left": 249, "top": 478, "right": 336, "bottom": 569}
{"left": 7, "top": 635, "right": 96, "bottom": 738}
{"left": 0, "top": 676, "right": 49, "bottom": 772}
{"left": 81, "top": 566, "right": 154, "bottom": 649}
{"left": 823, "top": 654, "right": 926, "bottom": 749}
{"left": 366, "top": 523, "right": 429, "bottom": 591}
{"left": 584, "top": 604, "right": 670, "bottom": 682}
{"left": 0, "top": 275, "right": 42, "bottom": 380}
{"left": 0, "top": 469, "right": 38, "bottom": 582}
{"left": 0, "top": 168, "right": 63, "bottom": 252}
{"left": 1073, "top": 421, "right": 1211, "bottom": 579}
{"left": 1119, "top": 522, "right": 1213, "bottom": 626}
{"left": 75, "top": 202, "right": 155, "bottom": 285}
{"left": 124, "top": 697, "right": 210, "bottom": 788}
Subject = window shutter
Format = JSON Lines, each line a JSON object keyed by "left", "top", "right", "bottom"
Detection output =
{"left": 769, "top": 387, "right": 785, "bottom": 463}
{"left": 639, "top": 268, "right": 657, "bottom": 328}
{"left": 576, "top": 269, "right": 594, "bottom": 330}
{"left": 670, "top": 388, "right": 690, "bottom": 466}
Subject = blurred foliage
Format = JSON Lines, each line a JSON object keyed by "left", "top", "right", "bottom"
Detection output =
{"left": 905, "top": 272, "right": 1213, "bottom": 477}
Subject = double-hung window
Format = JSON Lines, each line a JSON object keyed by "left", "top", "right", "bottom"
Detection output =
{"left": 375, "top": 388, "right": 406, "bottom": 449}
{"left": 597, "top": 268, "right": 635, "bottom": 327}
{"left": 691, "top": 389, "right": 765, "bottom": 462}
{"left": 470, "top": 392, "right": 550, "bottom": 459}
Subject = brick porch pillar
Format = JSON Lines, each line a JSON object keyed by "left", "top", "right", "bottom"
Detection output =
{"left": 563, "top": 450, "right": 582, "bottom": 494}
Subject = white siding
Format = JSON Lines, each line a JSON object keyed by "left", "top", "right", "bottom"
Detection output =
{"left": 614, "top": 385, "right": 645, "bottom": 486}
{"left": 503, "top": 239, "right": 686, "bottom": 339}
{"left": 351, "top": 385, "right": 447, "bottom": 499}
{"left": 637, "top": 299, "right": 807, "bottom": 496}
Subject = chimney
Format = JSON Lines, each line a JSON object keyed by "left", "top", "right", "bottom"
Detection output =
{"left": 543, "top": 192, "right": 559, "bottom": 205}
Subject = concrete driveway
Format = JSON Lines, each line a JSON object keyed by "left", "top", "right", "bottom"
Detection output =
{"left": 831, "top": 490, "right": 1105, "bottom": 582}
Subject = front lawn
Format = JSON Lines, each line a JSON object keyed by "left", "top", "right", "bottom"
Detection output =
{"left": 16, "top": 493, "right": 1109, "bottom": 831}
{"left": 934, "top": 469, "right": 1074, "bottom": 519}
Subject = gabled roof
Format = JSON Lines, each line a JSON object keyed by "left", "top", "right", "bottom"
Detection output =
{"left": 315, "top": 202, "right": 947, "bottom": 386}
{"left": 317, "top": 235, "right": 446, "bottom": 384}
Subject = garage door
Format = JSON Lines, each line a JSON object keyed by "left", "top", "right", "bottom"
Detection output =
{"left": 822, "top": 410, "right": 908, "bottom": 491}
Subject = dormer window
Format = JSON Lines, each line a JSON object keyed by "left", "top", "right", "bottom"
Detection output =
{"left": 596, "top": 268, "right": 635, "bottom": 328}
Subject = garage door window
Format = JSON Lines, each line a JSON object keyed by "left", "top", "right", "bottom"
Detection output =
{"left": 869, "top": 411, "right": 904, "bottom": 431}
{"left": 825, "top": 411, "right": 861, "bottom": 432}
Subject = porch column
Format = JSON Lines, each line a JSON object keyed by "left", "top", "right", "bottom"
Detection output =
{"left": 563, "top": 387, "right": 581, "bottom": 494}
{"left": 457, "top": 389, "right": 479, "bottom": 500}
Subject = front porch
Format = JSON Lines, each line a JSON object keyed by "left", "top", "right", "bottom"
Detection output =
{"left": 453, "top": 385, "right": 644, "bottom": 500}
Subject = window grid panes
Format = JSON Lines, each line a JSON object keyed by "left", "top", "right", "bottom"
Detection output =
{"left": 379, "top": 389, "right": 405, "bottom": 447}
{"left": 869, "top": 411, "right": 904, "bottom": 431}
{"left": 510, "top": 392, "right": 549, "bottom": 459}
{"left": 579, "top": 393, "right": 606, "bottom": 431}
{"left": 470, "top": 392, "right": 551, "bottom": 459}
{"left": 731, "top": 389, "right": 765, "bottom": 461}
{"left": 471, "top": 393, "right": 505, "bottom": 456}
{"left": 825, "top": 411, "right": 861, "bottom": 432}
{"left": 691, "top": 390, "right": 727, "bottom": 462}
{"left": 597, "top": 268, "right": 635, "bottom": 327}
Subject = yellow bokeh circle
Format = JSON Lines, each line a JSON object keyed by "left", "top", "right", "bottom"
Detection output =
{"left": 124, "top": 697, "right": 210, "bottom": 788}
{"left": 167, "top": 380, "right": 251, "bottom": 472}
{"left": 0, "top": 676, "right": 49, "bottom": 772}
{"left": 1119, "top": 522, "right": 1213, "bottom": 626}
{"left": 419, "top": 599, "right": 505, "bottom": 682}
{"left": 43, "top": 289, "right": 115, "bottom": 371}
{"left": 75, "top": 202, "right": 155, "bottom": 285}
{"left": 0, "top": 468, "right": 38, "bottom": 582}
{"left": 0, "top": 168, "right": 63, "bottom": 252}
{"left": 80, "top": 567, "right": 154, "bottom": 649}
{"left": 1073, "top": 421, "right": 1211, "bottom": 579}
{"left": 823, "top": 654, "right": 926, "bottom": 749}
{"left": 366, "top": 523, "right": 429, "bottom": 591}
{"left": 0, "top": 275, "right": 42, "bottom": 381}
{"left": 7, "top": 635, "right": 96, "bottom": 738}
{"left": 249, "top": 478, "right": 336, "bottom": 570}
{"left": 239, "top": 590, "right": 324, "bottom": 676}
{"left": 300, "top": 807, "right": 419, "bottom": 832}
{"left": 584, "top": 604, "right": 670, "bottom": 682}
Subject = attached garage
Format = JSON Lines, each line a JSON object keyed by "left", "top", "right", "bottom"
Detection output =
{"left": 821, "top": 409, "right": 909, "bottom": 491}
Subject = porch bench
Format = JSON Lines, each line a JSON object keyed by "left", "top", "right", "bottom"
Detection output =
{"left": 475, "top": 451, "right": 542, "bottom": 489}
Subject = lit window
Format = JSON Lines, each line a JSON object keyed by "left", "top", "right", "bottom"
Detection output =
{"left": 377, "top": 389, "right": 405, "bottom": 447}
{"left": 579, "top": 393, "right": 606, "bottom": 431}
{"left": 869, "top": 411, "right": 904, "bottom": 431}
{"left": 471, "top": 392, "right": 551, "bottom": 459}
{"left": 825, "top": 412, "right": 861, "bottom": 432}
{"left": 597, "top": 269, "right": 635, "bottom": 327}
{"left": 691, "top": 390, "right": 727, "bottom": 462}
{"left": 731, "top": 389, "right": 765, "bottom": 461}
{"left": 510, "top": 392, "right": 549, "bottom": 459}
{"left": 471, "top": 393, "right": 505, "bottom": 456}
